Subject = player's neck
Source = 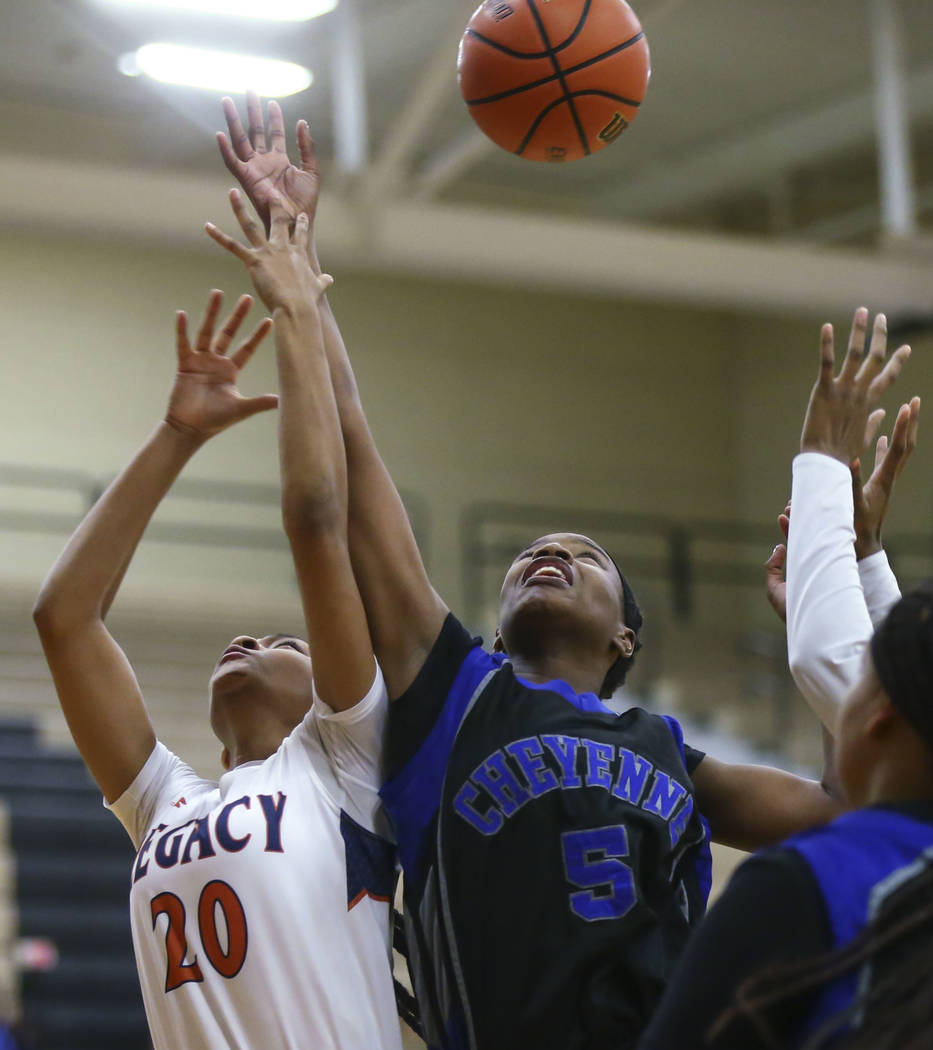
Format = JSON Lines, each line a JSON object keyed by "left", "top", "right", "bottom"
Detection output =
{"left": 860, "top": 747, "right": 933, "bottom": 808}
{"left": 226, "top": 717, "right": 294, "bottom": 770}
{"left": 507, "top": 649, "right": 607, "bottom": 698}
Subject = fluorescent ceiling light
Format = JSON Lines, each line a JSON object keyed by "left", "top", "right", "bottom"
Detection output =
{"left": 121, "top": 43, "right": 312, "bottom": 96}
{"left": 96, "top": 0, "right": 337, "bottom": 20}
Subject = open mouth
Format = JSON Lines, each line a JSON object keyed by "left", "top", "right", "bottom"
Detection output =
{"left": 520, "top": 557, "right": 573, "bottom": 587}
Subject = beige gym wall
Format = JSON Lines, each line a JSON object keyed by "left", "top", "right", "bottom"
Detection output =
{"left": 4, "top": 227, "right": 932, "bottom": 769}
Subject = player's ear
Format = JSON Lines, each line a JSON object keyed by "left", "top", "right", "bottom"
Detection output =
{"left": 492, "top": 628, "right": 506, "bottom": 654}
{"left": 864, "top": 696, "right": 898, "bottom": 740}
{"left": 221, "top": 746, "right": 232, "bottom": 771}
{"left": 613, "top": 624, "right": 635, "bottom": 660}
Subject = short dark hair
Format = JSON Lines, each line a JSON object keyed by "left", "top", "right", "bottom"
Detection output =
{"left": 599, "top": 562, "right": 643, "bottom": 698}
{"left": 870, "top": 578, "right": 933, "bottom": 751}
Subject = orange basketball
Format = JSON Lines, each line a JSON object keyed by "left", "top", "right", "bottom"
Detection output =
{"left": 458, "top": 0, "right": 650, "bottom": 163}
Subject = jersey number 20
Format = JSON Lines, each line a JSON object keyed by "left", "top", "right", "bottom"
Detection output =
{"left": 561, "top": 825, "right": 636, "bottom": 922}
{"left": 151, "top": 880, "right": 248, "bottom": 992}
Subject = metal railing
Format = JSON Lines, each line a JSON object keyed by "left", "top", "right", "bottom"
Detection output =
{"left": 0, "top": 463, "right": 431, "bottom": 566}
{"left": 460, "top": 498, "right": 933, "bottom": 627}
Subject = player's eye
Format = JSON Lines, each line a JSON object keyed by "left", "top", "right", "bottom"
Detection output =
{"left": 577, "top": 551, "right": 601, "bottom": 562}
{"left": 274, "top": 640, "right": 304, "bottom": 651}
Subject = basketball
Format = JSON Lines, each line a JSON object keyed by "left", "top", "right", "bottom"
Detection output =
{"left": 458, "top": 0, "right": 650, "bottom": 163}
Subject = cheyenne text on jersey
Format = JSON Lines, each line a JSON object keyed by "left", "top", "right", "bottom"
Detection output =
{"left": 453, "top": 735, "right": 695, "bottom": 845}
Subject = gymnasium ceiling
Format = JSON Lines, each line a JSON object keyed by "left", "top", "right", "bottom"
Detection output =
{"left": 4, "top": 0, "right": 933, "bottom": 316}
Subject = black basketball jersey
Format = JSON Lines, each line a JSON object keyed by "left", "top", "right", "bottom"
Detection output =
{"left": 381, "top": 614, "right": 712, "bottom": 1050}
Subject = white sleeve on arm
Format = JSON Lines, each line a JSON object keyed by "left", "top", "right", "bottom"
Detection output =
{"left": 312, "top": 658, "right": 389, "bottom": 801}
{"left": 858, "top": 550, "right": 901, "bottom": 627}
{"left": 106, "top": 741, "right": 214, "bottom": 849}
{"left": 786, "top": 453, "right": 874, "bottom": 727}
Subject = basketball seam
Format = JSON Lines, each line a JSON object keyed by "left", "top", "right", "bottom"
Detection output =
{"left": 523, "top": 0, "right": 589, "bottom": 157}
{"left": 465, "top": 33, "right": 646, "bottom": 107}
{"left": 516, "top": 89, "right": 636, "bottom": 155}
{"left": 552, "top": 0, "right": 593, "bottom": 53}
{"left": 465, "top": 28, "right": 551, "bottom": 62}
{"left": 464, "top": 0, "right": 591, "bottom": 61}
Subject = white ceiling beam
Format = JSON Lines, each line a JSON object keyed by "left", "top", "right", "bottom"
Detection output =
{"left": 2, "top": 153, "right": 932, "bottom": 320}
{"left": 791, "top": 182, "right": 933, "bottom": 244}
{"left": 869, "top": 0, "right": 917, "bottom": 238}
{"left": 332, "top": 0, "right": 369, "bottom": 177}
{"left": 361, "top": 1, "right": 478, "bottom": 204}
{"left": 606, "top": 62, "right": 933, "bottom": 220}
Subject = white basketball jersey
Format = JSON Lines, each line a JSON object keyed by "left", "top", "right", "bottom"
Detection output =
{"left": 108, "top": 668, "right": 403, "bottom": 1050}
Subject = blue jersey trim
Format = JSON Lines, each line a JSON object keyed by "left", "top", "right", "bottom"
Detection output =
{"left": 662, "top": 714, "right": 712, "bottom": 908}
{"left": 513, "top": 672, "right": 613, "bottom": 715}
{"left": 785, "top": 807, "right": 933, "bottom": 1038}
{"left": 381, "top": 646, "right": 501, "bottom": 885}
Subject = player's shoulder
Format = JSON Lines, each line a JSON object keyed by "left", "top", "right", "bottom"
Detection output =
{"left": 110, "top": 742, "right": 219, "bottom": 847}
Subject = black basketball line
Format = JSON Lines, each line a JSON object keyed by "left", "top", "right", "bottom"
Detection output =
{"left": 465, "top": 32, "right": 645, "bottom": 107}
{"left": 526, "top": 0, "right": 590, "bottom": 156}
{"left": 516, "top": 89, "right": 640, "bottom": 155}
{"left": 465, "top": 0, "right": 591, "bottom": 62}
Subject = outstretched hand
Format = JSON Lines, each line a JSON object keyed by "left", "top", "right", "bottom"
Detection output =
{"left": 852, "top": 396, "right": 921, "bottom": 559}
{"left": 164, "top": 290, "right": 277, "bottom": 440}
{"left": 801, "top": 308, "right": 911, "bottom": 464}
{"left": 217, "top": 92, "right": 319, "bottom": 235}
{"left": 767, "top": 392, "right": 920, "bottom": 619}
{"left": 206, "top": 191, "right": 333, "bottom": 314}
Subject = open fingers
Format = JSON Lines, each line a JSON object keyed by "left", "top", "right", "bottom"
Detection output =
{"left": 246, "top": 90, "right": 267, "bottom": 153}
{"left": 850, "top": 457, "right": 864, "bottom": 501}
{"left": 883, "top": 397, "right": 921, "bottom": 482}
{"left": 873, "top": 433, "right": 889, "bottom": 474}
{"left": 838, "top": 307, "right": 869, "bottom": 384}
{"left": 864, "top": 408, "right": 886, "bottom": 450}
{"left": 231, "top": 317, "right": 274, "bottom": 370}
{"left": 867, "top": 403, "right": 911, "bottom": 494}
{"left": 855, "top": 313, "right": 888, "bottom": 389}
{"left": 292, "top": 212, "right": 310, "bottom": 252}
{"left": 866, "top": 344, "right": 911, "bottom": 403}
{"left": 235, "top": 393, "right": 279, "bottom": 421}
{"left": 195, "top": 290, "right": 224, "bottom": 352}
{"left": 229, "top": 188, "right": 266, "bottom": 247}
{"left": 267, "top": 99, "right": 287, "bottom": 153}
{"left": 213, "top": 294, "right": 253, "bottom": 356}
{"left": 297, "top": 119, "right": 318, "bottom": 173}
{"left": 175, "top": 311, "right": 190, "bottom": 358}
{"left": 268, "top": 195, "right": 290, "bottom": 246}
{"left": 906, "top": 395, "right": 922, "bottom": 453}
{"left": 817, "top": 323, "right": 835, "bottom": 386}
{"left": 221, "top": 97, "right": 254, "bottom": 161}
{"left": 205, "top": 221, "right": 251, "bottom": 262}
{"left": 216, "top": 132, "right": 248, "bottom": 181}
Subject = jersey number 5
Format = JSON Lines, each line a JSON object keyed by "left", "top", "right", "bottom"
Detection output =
{"left": 151, "top": 880, "right": 248, "bottom": 992}
{"left": 561, "top": 825, "right": 636, "bottom": 922}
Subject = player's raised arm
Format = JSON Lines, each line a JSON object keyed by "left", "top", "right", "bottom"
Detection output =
{"left": 787, "top": 309, "right": 913, "bottom": 727}
{"left": 33, "top": 293, "right": 275, "bottom": 801}
{"left": 217, "top": 95, "right": 448, "bottom": 698}
{"left": 206, "top": 192, "right": 380, "bottom": 710}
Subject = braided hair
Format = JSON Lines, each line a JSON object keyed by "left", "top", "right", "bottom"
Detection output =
{"left": 708, "top": 858, "right": 933, "bottom": 1049}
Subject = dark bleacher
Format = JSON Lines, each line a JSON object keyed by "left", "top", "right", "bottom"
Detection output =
{"left": 0, "top": 719, "right": 150, "bottom": 1050}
